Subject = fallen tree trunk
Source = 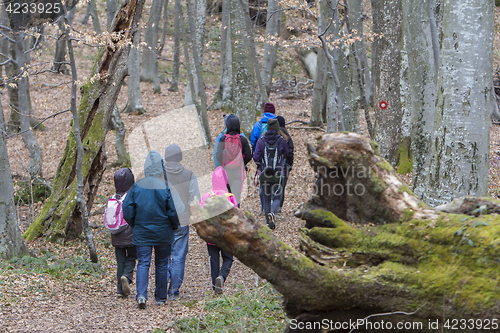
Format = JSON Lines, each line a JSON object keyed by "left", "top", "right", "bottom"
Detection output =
{"left": 192, "top": 133, "right": 500, "bottom": 332}
{"left": 24, "top": 0, "right": 145, "bottom": 242}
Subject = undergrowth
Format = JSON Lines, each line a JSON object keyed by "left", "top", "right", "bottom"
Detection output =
{"left": 156, "top": 283, "right": 287, "bottom": 332}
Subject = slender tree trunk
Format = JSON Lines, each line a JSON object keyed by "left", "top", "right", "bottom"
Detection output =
{"left": 181, "top": 2, "right": 211, "bottom": 146}
{"left": 261, "top": 0, "right": 280, "bottom": 98}
{"left": 122, "top": 32, "right": 146, "bottom": 114}
{"left": 371, "top": 0, "right": 403, "bottom": 166}
{"left": 109, "top": 105, "right": 130, "bottom": 166}
{"left": 89, "top": 0, "right": 101, "bottom": 34}
{"left": 64, "top": 6, "right": 98, "bottom": 262}
{"left": 81, "top": 2, "right": 90, "bottom": 24}
{"left": 421, "top": 0, "right": 493, "bottom": 206}
{"left": 24, "top": 0, "right": 146, "bottom": 242}
{"left": 184, "top": 0, "right": 207, "bottom": 106}
{"left": 209, "top": 0, "right": 232, "bottom": 110}
{"left": 402, "top": 0, "right": 437, "bottom": 195}
{"left": 310, "top": 27, "right": 327, "bottom": 126}
{"left": 158, "top": 0, "right": 169, "bottom": 54}
{"left": 106, "top": 0, "right": 119, "bottom": 28}
{"left": 15, "top": 31, "right": 43, "bottom": 179}
{"left": 231, "top": 0, "right": 256, "bottom": 136}
{"left": 0, "top": 100, "right": 29, "bottom": 259}
{"left": 52, "top": 19, "right": 69, "bottom": 74}
{"left": 398, "top": 30, "right": 412, "bottom": 175}
{"left": 168, "top": 0, "right": 181, "bottom": 92}
{"left": 141, "top": 0, "right": 162, "bottom": 93}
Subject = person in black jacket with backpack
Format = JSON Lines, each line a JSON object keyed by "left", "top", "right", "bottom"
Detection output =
{"left": 216, "top": 115, "right": 252, "bottom": 205}
{"left": 276, "top": 116, "right": 294, "bottom": 214}
{"left": 253, "top": 118, "right": 289, "bottom": 229}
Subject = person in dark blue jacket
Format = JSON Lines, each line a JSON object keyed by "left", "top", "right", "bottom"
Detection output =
{"left": 253, "top": 118, "right": 289, "bottom": 230}
{"left": 123, "top": 151, "right": 179, "bottom": 309}
{"left": 250, "top": 102, "right": 277, "bottom": 152}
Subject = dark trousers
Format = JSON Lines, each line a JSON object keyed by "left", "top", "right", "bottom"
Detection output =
{"left": 261, "top": 181, "right": 282, "bottom": 216}
{"left": 115, "top": 246, "right": 137, "bottom": 293}
{"left": 207, "top": 244, "right": 233, "bottom": 289}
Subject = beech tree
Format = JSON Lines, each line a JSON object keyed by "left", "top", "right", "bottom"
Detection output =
{"left": 371, "top": 0, "right": 403, "bottom": 166}
{"left": 141, "top": 0, "right": 163, "bottom": 93}
{"left": 24, "top": 0, "right": 146, "bottom": 242}
{"left": 230, "top": 0, "right": 256, "bottom": 135}
{"left": 0, "top": 100, "right": 29, "bottom": 259}
{"left": 420, "top": 0, "right": 494, "bottom": 206}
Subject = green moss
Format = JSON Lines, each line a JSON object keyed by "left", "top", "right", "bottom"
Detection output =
{"left": 307, "top": 224, "right": 362, "bottom": 248}
{"left": 401, "top": 208, "right": 415, "bottom": 222}
{"left": 398, "top": 184, "right": 414, "bottom": 195}
{"left": 376, "top": 159, "right": 394, "bottom": 172}
{"left": 370, "top": 141, "right": 379, "bottom": 155}
{"left": 308, "top": 209, "right": 347, "bottom": 228}
{"left": 396, "top": 139, "right": 412, "bottom": 175}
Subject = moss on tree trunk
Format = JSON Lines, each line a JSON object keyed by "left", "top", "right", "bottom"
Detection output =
{"left": 192, "top": 133, "right": 499, "bottom": 332}
{"left": 24, "top": 0, "right": 145, "bottom": 242}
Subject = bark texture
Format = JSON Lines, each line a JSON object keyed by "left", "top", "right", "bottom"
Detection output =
{"left": 192, "top": 133, "right": 499, "bottom": 331}
{"left": 231, "top": 0, "right": 255, "bottom": 136}
{"left": 421, "top": 0, "right": 493, "bottom": 206}
{"left": 24, "top": 0, "right": 145, "bottom": 242}
{"left": 0, "top": 100, "right": 29, "bottom": 259}
{"left": 372, "top": 0, "right": 403, "bottom": 165}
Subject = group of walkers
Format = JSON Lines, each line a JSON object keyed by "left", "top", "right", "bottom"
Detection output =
{"left": 103, "top": 102, "right": 293, "bottom": 308}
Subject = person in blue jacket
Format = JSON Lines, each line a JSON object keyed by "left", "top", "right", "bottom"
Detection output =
{"left": 250, "top": 102, "right": 277, "bottom": 152}
{"left": 213, "top": 114, "right": 247, "bottom": 168}
{"left": 122, "top": 151, "right": 180, "bottom": 309}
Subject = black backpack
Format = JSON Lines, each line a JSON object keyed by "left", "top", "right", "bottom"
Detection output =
{"left": 259, "top": 136, "right": 283, "bottom": 184}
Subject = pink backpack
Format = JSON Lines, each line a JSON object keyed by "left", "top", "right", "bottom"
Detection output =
{"left": 223, "top": 134, "right": 244, "bottom": 170}
{"left": 104, "top": 194, "right": 128, "bottom": 233}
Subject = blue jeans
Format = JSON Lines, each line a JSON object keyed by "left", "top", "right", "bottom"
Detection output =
{"left": 167, "top": 226, "right": 189, "bottom": 297}
{"left": 135, "top": 245, "right": 171, "bottom": 302}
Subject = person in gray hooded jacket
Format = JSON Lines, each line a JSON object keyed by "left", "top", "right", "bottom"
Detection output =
{"left": 163, "top": 144, "right": 200, "bottom": 300}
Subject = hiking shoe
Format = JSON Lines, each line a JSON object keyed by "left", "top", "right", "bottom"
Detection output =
{"left": 215, "top": 276, "right": 224, "bottom": 295}
{"left": 266, "top": 213, "right": 276, "bottom": 230}
{"left": 121, "top": 276, "right": 131, "bottom": 296}
{"left": 117, "top": 292, "right": 127, "bottom": 298}
{"left": 156, "top": 300, "right": 166, "bottom": 305}
{"left": 137, "top": 296, "right": 146, "bottom": 309}
{"left": 168, "top": 294, "right": 182, "bottom": 301}
{"left": 259, "top": 209, "right": 265, "bottom": 216}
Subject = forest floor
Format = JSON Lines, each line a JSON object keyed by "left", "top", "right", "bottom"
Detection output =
{"left": 2, "top": 4, "right": 500, "bottom": 333}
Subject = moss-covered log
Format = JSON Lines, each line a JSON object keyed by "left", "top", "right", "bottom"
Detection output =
{"left": 192, "top": 133, "right": 500, "bottom": 332}
{"left": 24, "top": 0, "right": 145, "bottom": 242}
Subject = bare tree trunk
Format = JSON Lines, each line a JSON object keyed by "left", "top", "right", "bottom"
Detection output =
{"left": 52, "top": 19, "right": 69, "bottom": 74}
{"left": 89, "top": 0, "right": 101, "bottom": 34}
{"left": 0, "top": 100, "right": 29, "bottom": 259}
{"left": 15, "top": 31, "right": 43, "bottom": 179}
{"left": 402, "top": 0, "right": 437, "bottom": 195}
{"left": 261, "top": 0, "right": 280, "bottom": 98}
{"left": 186, "top": 0, "right": 212, "bottom": 146}
{"left": 209, "top": 0, "right": 232, "bottom": 110}
{"left": 24, "top": 0, "right": 146, "bottom": 242}
{"left": 158, "top": 0, "right": 169, "bottom": 54}
{"left": 64, "top": 6, "right": 98, "bottom": 262}
{"left": 168, "top": 0, "right": 181, "bottom": 92}
{"left": 81, "top": 2, "right": 91, "bottom": 24}
{"left": 421, "top": 0, "right": 493, "bottom": 206}
{"left": 231, "top": 0, "right": 256, "bottom": 136}
{"left": 372, "top": 0, "right": 403, "bottom": 166}
{"left": 184, "top": 0, "right": 206, "bottom": 106}
{"left": 141, "top": 0, "right": 162, "bottom": 93}
{"left": 310, "top": 36, "right": 327, "bottom": 126}
{"left": 106, "top": 0, "right": 119, "bottom": 28}
{"left": 122, "top": 32, "right": 146, "bottom": 114}
{"left": 109, "top": 105, "right": 130, "bottom": 166}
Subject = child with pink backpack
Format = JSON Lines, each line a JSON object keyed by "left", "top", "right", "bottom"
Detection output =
{"left": 104, "top": 168, "right": 136, "bottom": 298}
{"left": 215, "top": 115, "right": 252, "bottom": 206}
{"left": 201, "top": 166, "right": 238, "bottom": 295}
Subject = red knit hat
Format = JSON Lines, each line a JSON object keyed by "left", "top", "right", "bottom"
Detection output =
{"left": 263, "top": 102, "right": 275, "bottom": 114}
